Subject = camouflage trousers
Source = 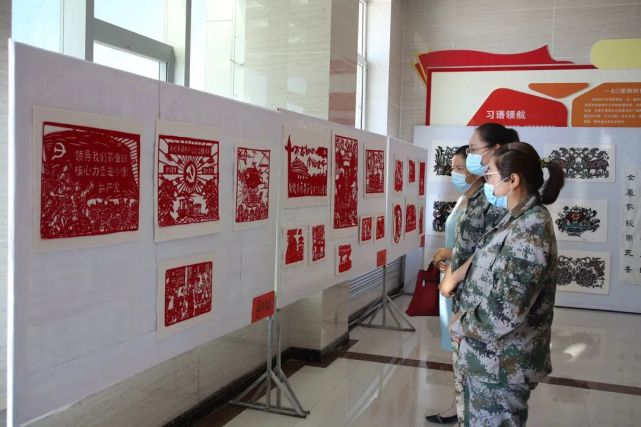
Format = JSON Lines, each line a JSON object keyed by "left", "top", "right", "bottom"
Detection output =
{"left": 463, "top": 376, "right": 537, "bottom": 427}
{"left": 451, "top": 340, "right": 465, "bottom": 424}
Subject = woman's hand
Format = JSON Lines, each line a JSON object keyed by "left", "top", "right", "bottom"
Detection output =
{"left": 432, "top": 248, "right": 452, "bottom": 272}
{"left": 448, "top": 312, "right": 463, "bottom": 343}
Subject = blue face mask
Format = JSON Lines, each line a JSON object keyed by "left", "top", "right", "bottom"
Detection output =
{"left": 451, "top": 172, "right": 471, "bottom": 193}
{"left": 466, "top": 150, "right": 489, "bottom": 176}
{"left": 483, "top": 178, "right": 510, "bottom": 209}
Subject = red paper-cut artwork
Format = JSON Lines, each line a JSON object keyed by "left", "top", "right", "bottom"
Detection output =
{"left": 310, "top": 224, "right": 327, "bottom": 264}
{"left": 419, "top": 162, "right": 426, "bottom": 196}
{"left": 418, "top": 204, "right": 424, "bottom": 235}
{"left": 336, "top": 243, "right": 353, "bottom": 274}
{"left": 333, "top": 135, "right": 359, "bottom": 230}
{"left": 405, "top": 201, "right": 417, "bottom": 233}
{"left": 235, "top": 144, "right": 271, "bottom": 226}
{"left": 365, "top": 149, "right": 385, "bottom": 195}
{"left": 393, "top": 203, "right": 403, "bottom": 244}
{"left": 284, "top": 226, "right": 306, "bottom": 266}
{"left": 164, "top": 261, "right": 213, "bottom": 328}
{"left": 158, "top": 134, "right": 219, "bottom": 228}
{"left": 394, "top": 158, "right": 404, "bottom": 193}
{"left": 285, "top": 134, "right": 328, "bottom": 200}
{"left": 408, "top": 159, "right": 416, "bottom": 183}
{"left": 359, "top": 215, "right": 373, "bottom": 244}
{"left": 375, "top": 215, "right": 385, "bottom": 241}
{"left": 40, "top": 121, "right": 140, "bottom": 240}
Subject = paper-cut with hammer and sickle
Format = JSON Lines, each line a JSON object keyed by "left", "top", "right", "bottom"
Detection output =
{"left": 52, "top": 142, "right": 67, "bottom": 160}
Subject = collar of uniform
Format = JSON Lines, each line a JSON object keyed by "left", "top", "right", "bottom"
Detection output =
{"left": 495, "top": 192, "right": 541, "bottom": 229}
{"left": 477, "top": 193, "right": 540, "bottom": 244}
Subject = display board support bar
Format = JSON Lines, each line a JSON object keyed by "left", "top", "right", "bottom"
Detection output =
{"left": 230, "top": 313, "right": 309, "bottom": 418}
{"left": 356, "top": 265, "right": 416, "bottom": 332}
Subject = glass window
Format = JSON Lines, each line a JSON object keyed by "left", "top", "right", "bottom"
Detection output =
{"left": 12, "top": 0, "right": 62, "bottom": 53}
{"left": 93, "top": 42, "right": 162, "bottom": 80}
{"left": 357, "top": 0, "right": 365, "bottom": 57}
{"left": 356, "top": 0, "right": 367, "bottom": 129}
{"left": 94, "top": 0, "right": 167, "bottom": 42}
{"left": 356, "top": 63, "right": 365, "bottom": 129}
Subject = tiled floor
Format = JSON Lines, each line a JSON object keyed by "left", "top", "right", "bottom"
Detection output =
{"left": 209, "top": 296, "right": 641, "bottom": 426}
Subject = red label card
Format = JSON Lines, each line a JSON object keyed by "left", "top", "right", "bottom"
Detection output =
{"left": 377, "top": 249, "right": 387, "bottom": 268}
{"left": 252, "top": 290, "right": 275, "bottom": 323}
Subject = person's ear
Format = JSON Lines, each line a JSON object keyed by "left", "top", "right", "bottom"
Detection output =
{"left": 509, "top": 173, "right": 520, "bottom": 189}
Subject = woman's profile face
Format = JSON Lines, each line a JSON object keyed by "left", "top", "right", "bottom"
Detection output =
{"left": 451, "top": 153, "right": 467, "bottom": 175}
{"left": 468, "top": 131, "right": 497, "bottom": 167}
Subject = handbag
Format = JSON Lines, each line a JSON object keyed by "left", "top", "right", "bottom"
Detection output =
{"left": 405, "top": 262, "right": 440, "bottom": 316}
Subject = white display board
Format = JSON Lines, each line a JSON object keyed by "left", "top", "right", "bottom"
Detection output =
{"left": 8, "top": 42, "right": 279, "bottom": 426}
{"left": 414, "top": 125, "right": 641, "bottom": 314}
{"left": 386, "top": 138, "right": 427, "bottom": 263}
{"left": 277, "top": 110, "right": 388, "bottom": 308}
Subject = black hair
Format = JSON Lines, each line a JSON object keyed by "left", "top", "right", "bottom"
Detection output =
{"left": 454, "top": 145, "right": 468, "bottom": 158}
{"left": 494, "top": 142, "right": 565, "bottom": 205}
{"left": 475, "top": 123, "right": 520, "bottom": 147}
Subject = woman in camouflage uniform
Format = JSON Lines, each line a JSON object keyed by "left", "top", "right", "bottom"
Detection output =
{"left": 430, "top": 123, "right": 518, "bottom": 425}
{"left": 446, "top": 142, "right": 565, "bottom": 426}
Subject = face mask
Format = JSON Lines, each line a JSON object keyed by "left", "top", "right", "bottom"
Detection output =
{"left": 466, "top": 150, "right": 489, "bottom": 176}
{"left": 451, "top": 172, "right": 471, "bottom": 193}
{"left": 483, "top": 177, "right": 510, "bottom": 209}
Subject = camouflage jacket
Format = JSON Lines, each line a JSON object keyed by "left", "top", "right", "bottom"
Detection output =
{"left": 450, "top": 193, "right": 558, "bottom": 385}
{"left": 451, "top": 184, "right": 506, "bottom": 312}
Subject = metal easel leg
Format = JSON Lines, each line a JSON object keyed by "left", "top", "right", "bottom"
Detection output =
{"left": 230, "top": 314, "right": 309, "bottom": 418}
{"left": 356, "top": 264, "right": 416, "bottom": 332}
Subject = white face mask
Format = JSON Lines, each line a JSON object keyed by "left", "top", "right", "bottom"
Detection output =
{"left": 466, "top": 150, "right": 490, "bottom": 176}
{"left": 451, "top": 172, "right": 471, "bottom": 193}
{"left": 483, "top": 173, "right": 511, "bottom": 209}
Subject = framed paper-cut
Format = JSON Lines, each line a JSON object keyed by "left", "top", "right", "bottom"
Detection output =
{"left": 359, "top": 215, "right": 373, "bottom": 244}
{"left": 364, "top": 148, "right": 385, "bottom": 198}
{"left": 393, "top": 156, "right": 404, "bottom": 195}
{"left": 428, "top": 141, "right": 462, "bottom": 182}
{"left": 34, "top": 106, "right": 143, "bottom": 250}
{"left": 405, "top": 199, "right": 417, "bottom": 235}
{"left": 544, "top": 144, "right": 615, "bottom": 183}
{"left": 308, "top": 223, "right": 327, "bottom": 264}
{"left": 408, "top": 158, "right": 416, "bottom": 184}
{"left": 283, "top": 127, "right": 329, "bottom": 208}
{"left": 375, "top": 213, "right": 385, "bottom": 241}
{"left": 157, "top": 253, "right": 216, "bottom": 339}
{"left": 557, "top": 250, "right": 610, "bottom": 295}
{"left": 332, "top": 134, "right": 359, "bottom": 234}
{"left": 155, "top": 119, "right": 221, "bottom": 241}
{"left": 335, "top": 242, "right": 353, "bottom": 275}
{"left": 234, "top": 140, "right": 272, "bottom": 230}
{"left": 426, "top": 194, "right": 458, "bottom": 236}
{"left": 392, "top": 202, "right": 403, "bottom": 244}
{"left": 549, "top": 199, "right": 607, "bottom": 243}
{"left": 283, "top": 225, "right": 307, "bottom": 267}
{"left": 418, "top": 203, "right": 425, "bottom": 235}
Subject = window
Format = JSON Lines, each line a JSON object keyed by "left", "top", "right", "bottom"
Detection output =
{"left": 93, "top": 42, "right": 162, "bottom": 80}
{"left": 355, "top": 0, "right": 368, "bottom": 130}
{"left": 87, "top": 0, "right": 180, "bottom": 82}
